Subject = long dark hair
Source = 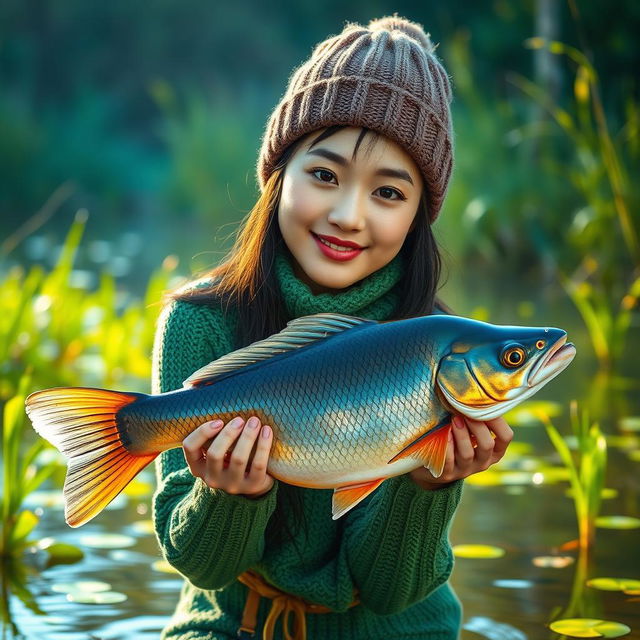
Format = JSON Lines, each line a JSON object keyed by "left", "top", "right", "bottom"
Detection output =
{"left": 169, "top": 125, "right": 448, "bottom": 555}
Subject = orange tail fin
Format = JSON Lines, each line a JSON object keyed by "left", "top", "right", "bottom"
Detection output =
{"left": 25, "top": 387, "right": 156, "bottom": 527}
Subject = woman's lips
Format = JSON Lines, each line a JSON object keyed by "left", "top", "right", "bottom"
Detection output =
{"left": 312, "top": 232, "right": 364, "bottom": 262}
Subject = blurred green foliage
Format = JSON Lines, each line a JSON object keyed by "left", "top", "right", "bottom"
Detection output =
{"left": 541, "top": 401, "right": 607, "bottom": 551}
{"left": 0, "top": 212, "right": 177, "bottom": 562}
{"left": 0, "top": 1, "right": 638, "bottom": 367}
{"left": 0, "top": 212, "right": 176, "bottom": 400}
{"left": 1, "top": 0, "right": 638, "bottom": 276}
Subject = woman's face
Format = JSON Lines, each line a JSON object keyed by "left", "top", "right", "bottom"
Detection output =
{"left": 278, "top": 127, "right": 424, "bottom": 294}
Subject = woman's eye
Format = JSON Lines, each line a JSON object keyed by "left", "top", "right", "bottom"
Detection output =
{"left": 311, "top": 169, "right": 336, "bottom": 184}
{"left": 376, "top": 186, "right": 405, "bottom": 201}
{"left": 310, "top": 169, "right": 406, "bottom": 201}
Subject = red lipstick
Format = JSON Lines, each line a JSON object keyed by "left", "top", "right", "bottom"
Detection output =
{"left": 312, "top": 232, "right": 365, "bottom": 262}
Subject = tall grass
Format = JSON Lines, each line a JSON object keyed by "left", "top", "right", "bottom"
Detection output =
{"left": 510, "top": 38, "right": 639, "bottom": 371}
{"left": 540, "top": 401, "right": 607, "bottom": 551}
{"left": 0, "top": 375, "right": 60, "bottom": 558}
{"left": 0, "top": 210, "right": 177, "bottom": 400}
{"left": 0, "top": 211, "right": 178, "bottom": 557}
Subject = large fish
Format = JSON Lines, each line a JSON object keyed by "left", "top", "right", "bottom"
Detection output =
{"left": 25, "top": 312, "right": 576, "bottom": 527}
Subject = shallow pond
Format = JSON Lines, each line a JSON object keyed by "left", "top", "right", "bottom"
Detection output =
{"left": 3, "top": 295, "right": 640, "bottom": 640}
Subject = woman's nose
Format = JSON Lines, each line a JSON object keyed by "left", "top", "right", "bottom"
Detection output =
{"left": 327, "top": 191, "right": 366, "bottom": 231}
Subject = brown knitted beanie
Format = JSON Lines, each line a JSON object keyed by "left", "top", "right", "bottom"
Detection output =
{"left": 256, "top": 14, "right": 454, "bottom": 221}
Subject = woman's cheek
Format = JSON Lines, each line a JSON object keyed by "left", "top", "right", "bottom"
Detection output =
{"left": 281, "top": 180, "right": 321, "bottom": 225}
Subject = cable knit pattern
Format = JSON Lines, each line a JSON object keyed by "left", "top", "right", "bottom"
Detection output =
{"left": 274, "top": 248, "right": 403, "bottom": 319}
{"left": 152, "top": 246, "right": 463, "bottom": 639}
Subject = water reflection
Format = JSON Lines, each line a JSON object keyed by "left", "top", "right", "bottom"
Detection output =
{"left": 463, "top": 616, "right": 527, "bottom": 640}
{"left": 2, "top": 323, "right": 639, "bottom": 639}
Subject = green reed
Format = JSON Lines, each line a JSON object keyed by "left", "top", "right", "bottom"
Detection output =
{"left": 1, "top": 210, "right": 176, "bottom": 401}
{"left": 510, "top": 38, "right": 639, "bottom": 371}
{"left": 0, "top": 374, "right": 60, "bottom": 558}
{"left": 0, "top": 210, "right": 177, "bottom": 556}
{"left": 540, "top": 401, "right": 607, "bottom": 551}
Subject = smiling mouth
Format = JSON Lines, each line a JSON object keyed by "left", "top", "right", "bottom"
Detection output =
{"left": 311, "top": 232, "right": 367, "bottom": 251}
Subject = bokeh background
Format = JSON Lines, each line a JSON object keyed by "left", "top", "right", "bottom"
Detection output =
{"left": 1, "top": 1, "right": 639, "bottom": 639}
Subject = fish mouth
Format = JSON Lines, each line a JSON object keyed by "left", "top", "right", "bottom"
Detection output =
{"left": 528, "top": 335, "right": 576, "bottom": 388}
{"left": 437, "top": 333, "right": 576, "bottom": 422}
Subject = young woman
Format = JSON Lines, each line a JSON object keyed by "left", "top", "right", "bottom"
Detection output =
{"left": 152, "top": 15, "right": 513, "bottom": 640}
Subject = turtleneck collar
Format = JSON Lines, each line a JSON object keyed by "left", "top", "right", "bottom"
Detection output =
{"left": 274, "top": 246, "right": 404, "bottom": 321}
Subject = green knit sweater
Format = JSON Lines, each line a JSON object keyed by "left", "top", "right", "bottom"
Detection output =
{"left": 151, "top": 248, "right": 464, "bottom": 640}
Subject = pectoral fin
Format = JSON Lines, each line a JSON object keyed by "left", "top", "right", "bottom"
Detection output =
{"left": 387, "top": 422, "right": 452, "bottom": 478}
{"left": 332, "top": 478, "right": 385, "bottom": 520}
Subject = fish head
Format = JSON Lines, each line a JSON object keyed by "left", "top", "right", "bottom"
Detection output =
{"left": 436, "top": 321, "right": 576, "bottom": 421}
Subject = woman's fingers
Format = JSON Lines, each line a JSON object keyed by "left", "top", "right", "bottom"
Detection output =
{"left": 486, "top": 416, "right": 514, "bottom": 460}
{"left": 452, "top": 415, "right": 475, "bottom": 471}
{"left": 183, "top": 420, "right": 224, "bottom": 478}
{"left": 224, "top": 416, "right": 262, "bottom": 488}
{"left": 439, "top": 427, "right": 456, "bottom": 480}
{"left": 182, "top": 416, "right": 276, "bottom": 497}
{"left": 246, "top": 425, "right": 274, "bottom": 481}
{"left": 462, "top": 417, "right": 495, "bottom": 469}
{"left": 206, "top": 416, "right": 246, "bottom": 479}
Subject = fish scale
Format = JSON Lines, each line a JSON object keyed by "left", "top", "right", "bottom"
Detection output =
{"left": 121, "top": 318, "right": 443, "bottom": 487}
{"left": 25, "top": 312, "right": 576, "bottom": 526}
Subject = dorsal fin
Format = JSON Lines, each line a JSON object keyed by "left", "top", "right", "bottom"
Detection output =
{"left": 182, "top": 312, "right": 376, "bottom": 388}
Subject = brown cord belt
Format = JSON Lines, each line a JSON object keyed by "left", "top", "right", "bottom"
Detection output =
{"left": 236, "top": 570, "right": 360, "bottom": 640}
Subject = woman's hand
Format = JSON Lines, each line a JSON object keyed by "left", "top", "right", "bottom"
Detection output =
{"left": 410, "top": 415, "right": 514, "bottom": 490}
{"left": 183, "top": 416, "right": 275, "bottom": 498}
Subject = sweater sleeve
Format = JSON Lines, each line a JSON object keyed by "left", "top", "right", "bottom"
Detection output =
{"left": 343, "top": 473, "right": 463, "bottom": 615}
{"left": 151, "top": 298, "right": 279, "bottom": 590}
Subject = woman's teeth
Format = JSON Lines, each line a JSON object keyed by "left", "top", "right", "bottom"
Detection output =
{"left": 317, "top": 237, "right": 358, "bottom": 252}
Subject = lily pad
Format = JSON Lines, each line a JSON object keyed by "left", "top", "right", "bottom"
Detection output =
{"left": 548, "top": 618, "right": 631, "bottom": 638}
{"left": 504, "top": 401, "right": 563, "bottom": 427}
{"left": 37, "top": 538, "right": 84, "bottom": 564}
{"left": 23, "top": 490, "right": 65, "bottom": 508}
{"left": 493, "top": 579, "right": 533, "bottom": 589}
{"left": 586, "top": 578, "right": 640, "bottom": 593}
{"left": 502, "top": 471, "right": 537, "bottom": 485}
{"left": 452, "top": 544, "right": 506, "bottom": 559}
{"left": 123, "top": 478, "right": 153, "bottom": 497}
{"left": 606, "top": 435, "right": 640, "bottom": 449}
{"left": 532, "top": 555, "right": 575, "bottom": 568}
{"left": 595, "top": 516, "right": 640, "bottom": 530}
{"left": 566, "top": 487, "right": 618, "bottom": 500}
{"left": 502, "top": 441, "right": 534, "bottom": 456}
{"left": 66, "top": 591, "right": 127, "bottom": 604}
{"left": 152, "top": 559, "right": 180, "bottom": 574}
{"left": 618, "top": 416, "right": 640, "bottom": 432}
{"left": 466, "top": 470, "right": 533, "bottom": 486}
{"left": 79, "top": 533, "right": 136, "bottom": 549}
{"left": 52, "top": 580, "right": 111, "bottom": 594}
{"left": 131, "top": 520, "right": 155, "bottom": 536}
{"left": 536, "top": 467, "right": 571, "bottom": 483}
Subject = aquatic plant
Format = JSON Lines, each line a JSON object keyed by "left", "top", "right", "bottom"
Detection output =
{"left": 0, "top": 375, "right": 60, "bottom": 558}
{"left": 510, "top": 36, "right": 639, "bottom": 372}
{"left": 1, "top": 210, "right": 178, "bottom": 400}
{"left": 541, "top": 401, "right": 607, "bottom": 551}
{"left": 1, "top": 210, "right": 178, "bottom": 544}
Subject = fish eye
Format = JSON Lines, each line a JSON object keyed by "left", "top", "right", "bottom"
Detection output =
{"left": 501, "top": 345, "right": 526, "bottom": 368}
{"left": 536, "top": 340, "right": 545, "bottom": 349}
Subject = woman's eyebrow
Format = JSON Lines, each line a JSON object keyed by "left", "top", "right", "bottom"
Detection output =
{"left": 306, "top": 148, "right": 414, "bottom": 186}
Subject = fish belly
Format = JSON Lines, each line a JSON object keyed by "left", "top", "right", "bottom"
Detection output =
{"left": 212, "top": 325, "right": 445, "bottom": 488}
{"left": 121, "top": 321, "right": 446, "bottom": 487}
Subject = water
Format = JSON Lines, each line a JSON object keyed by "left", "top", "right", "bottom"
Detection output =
{"left": 3, "top": 301, "right": 640, "bottom": 639}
